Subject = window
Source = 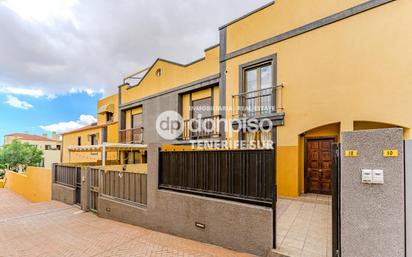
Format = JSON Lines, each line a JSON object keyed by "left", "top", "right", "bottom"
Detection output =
{"left": 132, "top": 113, "right": 143, "bottom": 128}
{"left": 90, "top": 134, "right": 98, "bottom": 145}
{"left": 45, "top": 145, "right": 51, "bottom": 150}
{"left": 192, "top": 97, "right": 212, "bottom": 119}
{"left": 155, "top": 68, "right": 162, "bottom": 77}
{"left": 106, "top": 112, "right": 114, "bottom": 122}
{"left": 123, "top": 150, "right": 147, "bottom": 164}
{"left": 77, "top": 136, "right": 81, "bottom": 146}
{"left": 56, "top": 145, "right": 61, "bottom": 150}
{"left": 244, "top": 63, "right": 273, "bottom": 116}
{"left": 191, "top": 97, "right": 213, "bottom": 138}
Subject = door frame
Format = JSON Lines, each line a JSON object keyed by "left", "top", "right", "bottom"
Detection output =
{"left": 331, "top": 143, "right": 341, "bottom": 257}
{"left": 304, "top": 136, "right": 337, "bottom": 194}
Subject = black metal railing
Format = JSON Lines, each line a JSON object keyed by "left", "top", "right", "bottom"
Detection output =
{"left": 119, "top": 127, "right": 143, "bottom": 144}
{"left": 232, "top": 85, "right": 284, "bottom": 118}
{"left": 101, "top": 170, "right": 147, "bottom": 205}
{"left": 159, "top": 149, "right": 275, "bottom": 206}
{"left": 182, "top": 115, "right": 220, "bottom": 140}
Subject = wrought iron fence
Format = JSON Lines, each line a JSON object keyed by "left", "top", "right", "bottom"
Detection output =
{"left": 159, "top": 149, "right": 275, "bottom": 206}
{"left": 232, "top": 85, "right": 284, "bottom": 118}
{"left": 101, "top": 170, "right": 147, "bottom": 205}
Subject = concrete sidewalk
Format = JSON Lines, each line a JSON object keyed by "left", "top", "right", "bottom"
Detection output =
{"left": 0, "top": 189, "right": 253, "bottom": 257}
{"left": 275, "top": 195, "right": 332, "bottom": 257}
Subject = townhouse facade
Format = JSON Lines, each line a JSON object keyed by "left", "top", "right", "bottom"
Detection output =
{"left": 62, "top": 0, "right": 412, "bottom": 197}
{"left": 56, "top": 0, "right": 412, "bottom": 255}
{"left": 116, "top": 0, "right": 411, "bottom": 197}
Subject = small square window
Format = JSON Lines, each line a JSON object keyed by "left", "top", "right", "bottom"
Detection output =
{"left": 106, "top": 112, "right": 114, "bottom": 122}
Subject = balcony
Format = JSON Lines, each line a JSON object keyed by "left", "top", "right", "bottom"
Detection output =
{"left": 119, "top": 128, "right": 143, "bottom": 144}
{"left": 182, "top": 115, "right": 220, "bottom": 140}
{"left": 232, "top": 85, "right": 284, "bottom": 118}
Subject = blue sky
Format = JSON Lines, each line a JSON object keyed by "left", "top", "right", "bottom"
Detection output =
{"left": 0, "top": 91, "right": 102, "bottom": 144}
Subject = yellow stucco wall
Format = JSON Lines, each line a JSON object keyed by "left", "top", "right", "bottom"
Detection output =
{"left": 62, "top": 124, "right": 120, "bottom": 163}
{"left": 226, "top": 0, "right": 412, "bottom": 146}
{"left": 120, "top": 46, "right": 220, "bottom": 104}
{"left": 276, "top": 146, "right": 299, "bottom": 196}
{"left": 107, "top": 122, "right": 119, "bottom": 143}
{"left": 226, "top": 0, "right": 366, "bottom": 53}
{"left": 97, "top": 94, "right": 119, "bottom": 125}
{"left": 223, "top": 0, "right": 412, "bottom": 196}
{"left": 62, "top": 127, "right": 103, "bottom": 163}
{"left": 4, "top": 167, "right": 51, "bottom": 202}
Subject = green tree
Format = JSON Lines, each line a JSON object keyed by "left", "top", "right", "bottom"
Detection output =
{"left": 0, "top": 140, "right": 43, "bottom": 172}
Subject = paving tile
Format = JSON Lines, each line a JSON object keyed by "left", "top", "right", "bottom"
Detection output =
{"left": 276, "top": 195, "right": 331, "bottom": 257}
{"left": 0, "top": 189, "right": 254, "bottom": 257}
{"left": 280, "top": 238, "right": 305, "bottom": 250}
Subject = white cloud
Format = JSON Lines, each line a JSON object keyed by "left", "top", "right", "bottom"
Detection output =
{"left": 40, "top": 114, "right": 97, "bottom": 133}
{"left": 0, "top": 86, "right": 101, "bottom": 99}
{"left": 78, "top": 114, "right": 97, "bottom": 124}
{"left": 2, "top": 0, "right": 79, "bottom": 25}
{"left": 4, "top": 95, "right": 33, "bottom": 109}
{"left": 0, "top": 86, "right": 57, "bottom": 99}
{"left": 69, "top": 88, "right": 104, "bottom": 97}
{"left": 0, "top": 86, "right": 44, "bottom": 97}
{"left": 0, "top": 0, "right": 269, "bottom": 96}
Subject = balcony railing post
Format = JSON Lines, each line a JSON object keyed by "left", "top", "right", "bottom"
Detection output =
{"left": 119, "top": 127, "right": 143, "bottom": 144}
{"left": 232, "top": 85, "right": 279, "bottom": 118}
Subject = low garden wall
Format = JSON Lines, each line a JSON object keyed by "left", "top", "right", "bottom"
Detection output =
{"left": 52, "top": 145, "right": 274, "bottom": 256}
{"left": 5, "top": 166, "right": 51, "bottom": 202}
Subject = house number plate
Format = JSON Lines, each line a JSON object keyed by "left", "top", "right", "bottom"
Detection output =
{"left": 344, "top": 150, "right": 358, "bottom": 157}
{"left": 383, "top": 150, "right": 398, "bottom": 157}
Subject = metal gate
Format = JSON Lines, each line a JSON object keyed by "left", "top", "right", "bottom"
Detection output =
{"left": 75, "top": 167, "right": 81, "bottom": 204}
{"left": 88, "top": 168, "right": 99, "bottom": 212}
{"left": 332, "top": 143, "right": 341, "bottom": 257}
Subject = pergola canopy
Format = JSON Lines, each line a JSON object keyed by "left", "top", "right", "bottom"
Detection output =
{"left": 68, "top": 143, "right": 147, "bottom": 152}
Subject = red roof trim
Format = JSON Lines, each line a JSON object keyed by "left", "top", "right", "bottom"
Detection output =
{"left": 5, "top": 133, "right": 61, "bottom": 143}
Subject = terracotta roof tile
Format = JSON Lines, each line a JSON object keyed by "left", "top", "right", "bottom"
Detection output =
{"left": 5, "top": 133, "right": 61, "bottom": 143}
{"left": 61, "top": 123, "right": 105, "bottom": 135}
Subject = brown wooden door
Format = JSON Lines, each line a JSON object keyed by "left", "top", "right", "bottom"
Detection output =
{"left": 305, "top": 138, "right": 334, "bottom": 195}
